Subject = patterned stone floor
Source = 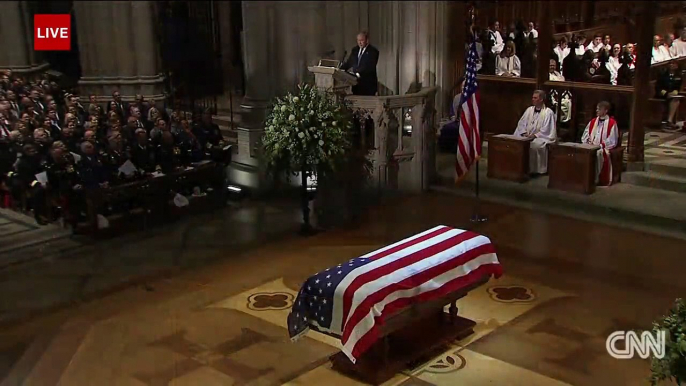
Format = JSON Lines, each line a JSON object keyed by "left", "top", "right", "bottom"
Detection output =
{"left": 635, "top": 130, "right": 686, "bottom": 160}
{"left": 0, "top": 209, "right": 74, "bottom": 266}
{"left": 0, "top": 193, "right": 683, "bottom": 385}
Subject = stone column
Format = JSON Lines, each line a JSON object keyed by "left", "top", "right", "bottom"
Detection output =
{"left": 627, "top": 1, "right": 655, "bottom": 166}
{"left": 0, "top": 1, "right": 49, "bottom": 75}
{"left": 228, "top": 1, "right": 274, "bottom": 190}
{"left": 74, "top": 1, "right": 165, "bottom": 103}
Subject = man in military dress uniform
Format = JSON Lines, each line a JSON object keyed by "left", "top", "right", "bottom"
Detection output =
{"left": 102, "top": 132, "right": 134, "bottom": 184}
{"left": 131, "top": 128, "right": 156, "bottom": 173}
{"left": 79, "top": 141, "right": 110, "bottom": 189}
{"left": 46, "top": 146, "right": 84, "bottom": 228}
{"left": 11, "top": 143, "right": 49, "bottom": 224}
{"left": 155, "top": 131, "right": 180, "bottom": 174}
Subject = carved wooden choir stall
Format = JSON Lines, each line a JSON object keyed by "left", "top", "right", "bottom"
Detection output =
{"left": 466, "top": 0, "right": 681, "bottom": 194}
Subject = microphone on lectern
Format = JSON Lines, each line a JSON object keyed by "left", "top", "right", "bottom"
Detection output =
{"left": 338, "top": 50, "right": 347, "bottom": 69}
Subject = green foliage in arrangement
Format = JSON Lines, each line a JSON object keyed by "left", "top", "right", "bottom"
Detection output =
{"left": 650, "top": 298, "right": 686, "bottom": 386}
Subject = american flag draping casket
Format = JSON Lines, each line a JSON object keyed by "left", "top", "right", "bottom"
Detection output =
{"left": 287, "top": 225, "right": 502, "bottom": 363}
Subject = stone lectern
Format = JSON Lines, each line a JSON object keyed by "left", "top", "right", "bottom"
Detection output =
{"left": 307, "top": 61, "right": 357, "bottom": 94}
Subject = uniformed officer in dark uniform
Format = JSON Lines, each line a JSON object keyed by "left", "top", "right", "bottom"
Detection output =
{"left": 155, "top": 131, "right": 180, "bottom": 174}
{"left": 78, "top": 141, "right": 110, "bottom": 189}
{"left": 130, "top": 128, "right": 156, "bottom": 173}
{"left": 102, "top": 132, "right": 134, "bottom": 184}
{"left": 32, "top": 128, "right": 53, "bottom": 157}
{"left": 11, "top": 143, "right": 49, "bottom": 224}
{"left": 46, "top": 146, "right": 84, "bottom": 228}
{"left": 0, "top": 138, "right": 16, "bottom": 207}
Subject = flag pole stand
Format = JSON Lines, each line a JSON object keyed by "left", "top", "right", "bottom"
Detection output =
{"left": 470, "top": 159, "right": 488, "bottom": 223}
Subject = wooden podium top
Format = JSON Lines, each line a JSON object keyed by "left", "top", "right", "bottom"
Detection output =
{"left": 553, "top": 142, "right": 600, "bottom": 151}
{"left": 491, "top": 134, "right": 534, "bottom": 142}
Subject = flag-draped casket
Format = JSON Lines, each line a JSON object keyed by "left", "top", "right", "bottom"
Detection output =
{"left": 288, "top": 225, "right": 502, "bottom": 362}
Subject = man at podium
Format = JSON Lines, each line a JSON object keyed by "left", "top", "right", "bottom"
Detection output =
{"left": 341, "top": 31, "right": 379, "bottom": 96}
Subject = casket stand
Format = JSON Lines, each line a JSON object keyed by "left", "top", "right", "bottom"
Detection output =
{"left": 309, "top": 276, "right": 489, "bottom": 385}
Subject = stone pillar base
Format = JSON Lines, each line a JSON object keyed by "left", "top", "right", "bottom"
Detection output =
{"left": 225, "top": 98, "right": 271, "bottom": 192}
{"left": 2, "top": 62, "right": 50, "bottom": 76}
{"left": 78, "top": 74, "right": 166, "bottom": 103}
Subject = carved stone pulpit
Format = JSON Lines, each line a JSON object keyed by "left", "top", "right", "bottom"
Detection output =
{"left": 307, "top": 63, "right": 357, "bottom": 94}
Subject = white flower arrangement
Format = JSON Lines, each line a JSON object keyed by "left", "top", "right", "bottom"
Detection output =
{"left": 263, "top": 83, "right": 353, "bottom": 177}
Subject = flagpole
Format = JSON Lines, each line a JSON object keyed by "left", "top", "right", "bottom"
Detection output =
{"left": 468, "top": 5, "right": 487, "bottom": 224}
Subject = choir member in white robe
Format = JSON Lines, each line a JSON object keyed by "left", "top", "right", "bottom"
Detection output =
{"left": 602, "top": 35, "right": 612, "bottom": 52}
{"left": 673, "top": 28, "right": 686, "bottom": 57}
{"left": 524, "top": 22, "right": 538, "bottom": 39}
{"left": 489, "top": 21, "right": 505, "bottom": 55}
{"left": 574, "top": 36, "right": 587, "bottom": 56}
{"left": 554, "top": 37, "right": 571, "bottom": 71}
{"left": 652, "top": 35, "right": 670, "bottom": 64}
{"left": 581, "top": 101, "right": 619, "bottom": 186}
{"left": 496, "top": 41, "right": 521, "bottom": 77}
{"left": 549, "top": 59, "right": 565, "bottom": 81}
{"left": 662, "top": 33, "right": 677, "bottom": 58}
{"left": 606, "top": 44, "right": 622, "bottom": 85}
{"left": 585, "top": 34, "right": 604, "bottom": 53}
{"left": 513, "top": 90, "right": 557, "bottom": 174}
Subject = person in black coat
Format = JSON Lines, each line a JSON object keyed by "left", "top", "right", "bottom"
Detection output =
{"left": 130, "top": 129, "right": 156, "bottom": 173}
{"left": 655, "top": 60, "right": 683, "bottom": 128}
{"left": 341, "top": 31, "right": 380, "bottom": 96}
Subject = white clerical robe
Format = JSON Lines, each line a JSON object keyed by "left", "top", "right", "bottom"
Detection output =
{"left": 673, "top": 39, "right": 686, "bottom": 57}
{"left": 581, "top": 116, "right": 619, "bottom": 186}
{"left": 652, "top": 46, "right": 669, "bottom": 64}
{"left": 490, "top": 30, "right": 504, "bottom": 54}
{"left": 586, "top": 42, "right": 604, "bottom": 53}
{"left": 495, "top": 55, "right": 521, "bottom": 77}
{"left": 514, "top": 106, "right": 557, "bottom": 174}
{"left": 659, "top": 45, "right": 675, "bottom": 60}
{"left": 606, "top": 56, "right": 622, "bottom": 85}
{"left": 554, "top": 46, "right": 570, "bottom": 70}
{"left": 549, "top": 71, "right": 565, "bottom": 81}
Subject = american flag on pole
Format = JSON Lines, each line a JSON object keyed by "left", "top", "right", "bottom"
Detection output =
{"left": 288, "top": 225, "right": 502, "bottom": 362}
{"left": 455, "top": 39, "right": 482, "bottom": 181}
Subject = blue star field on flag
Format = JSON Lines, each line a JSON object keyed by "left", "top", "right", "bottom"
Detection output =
{"left": 288, "top": 257, "right": 374, "bottom": 338}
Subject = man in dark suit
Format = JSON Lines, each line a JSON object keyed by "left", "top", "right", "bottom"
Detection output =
{"left": 107, "top": 90, "right": 127, "bottom": 121}
{"left": 341, "top": 31, "right": 379, "bottom": 96}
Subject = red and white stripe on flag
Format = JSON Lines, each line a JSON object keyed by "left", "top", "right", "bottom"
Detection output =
{"left": 333, "top": 225, "right": 502, "bottom": 362}
{"left": 456, "top": 92, "right": 481, "bottom": 180}
{"left": 455, "top": 39, "right": 482, "bottom": 181}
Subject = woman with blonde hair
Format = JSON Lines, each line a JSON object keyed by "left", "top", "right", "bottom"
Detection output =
{"left": 496, "top": 40, "right": 521, "bottom": 77}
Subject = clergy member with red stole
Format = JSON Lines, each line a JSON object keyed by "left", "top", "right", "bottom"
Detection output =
{"left": 581, "top": 101, "right": 619, "bottom": 186}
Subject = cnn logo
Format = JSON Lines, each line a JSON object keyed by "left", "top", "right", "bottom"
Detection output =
{"left": 606, "top": 330, "right": 666, "bottom": 359}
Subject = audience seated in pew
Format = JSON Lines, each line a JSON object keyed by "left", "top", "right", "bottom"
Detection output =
{"left": 580, "top": 101, "right": 619, "bottom": 186}
{"left": 513, "top": 90, "right": 557, "bottom": 174}
{"left": 0, "top": 69, "right": 230, "bottom": 229}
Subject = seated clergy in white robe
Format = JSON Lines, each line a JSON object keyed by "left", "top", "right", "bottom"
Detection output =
{"left": 581, "top": 101, "right": 619, "bottom": 186}
{"left": 513, "top": 90, "right": 557, "bottom": 174}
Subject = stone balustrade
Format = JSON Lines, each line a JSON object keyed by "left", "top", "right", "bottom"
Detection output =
{"left": 344, "top": 87, "right": 438, "bottom": 193}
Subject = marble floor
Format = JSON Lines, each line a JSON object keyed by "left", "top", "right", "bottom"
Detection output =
{"left": 0, "top": 193, "right": 684, "bottom": 385}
